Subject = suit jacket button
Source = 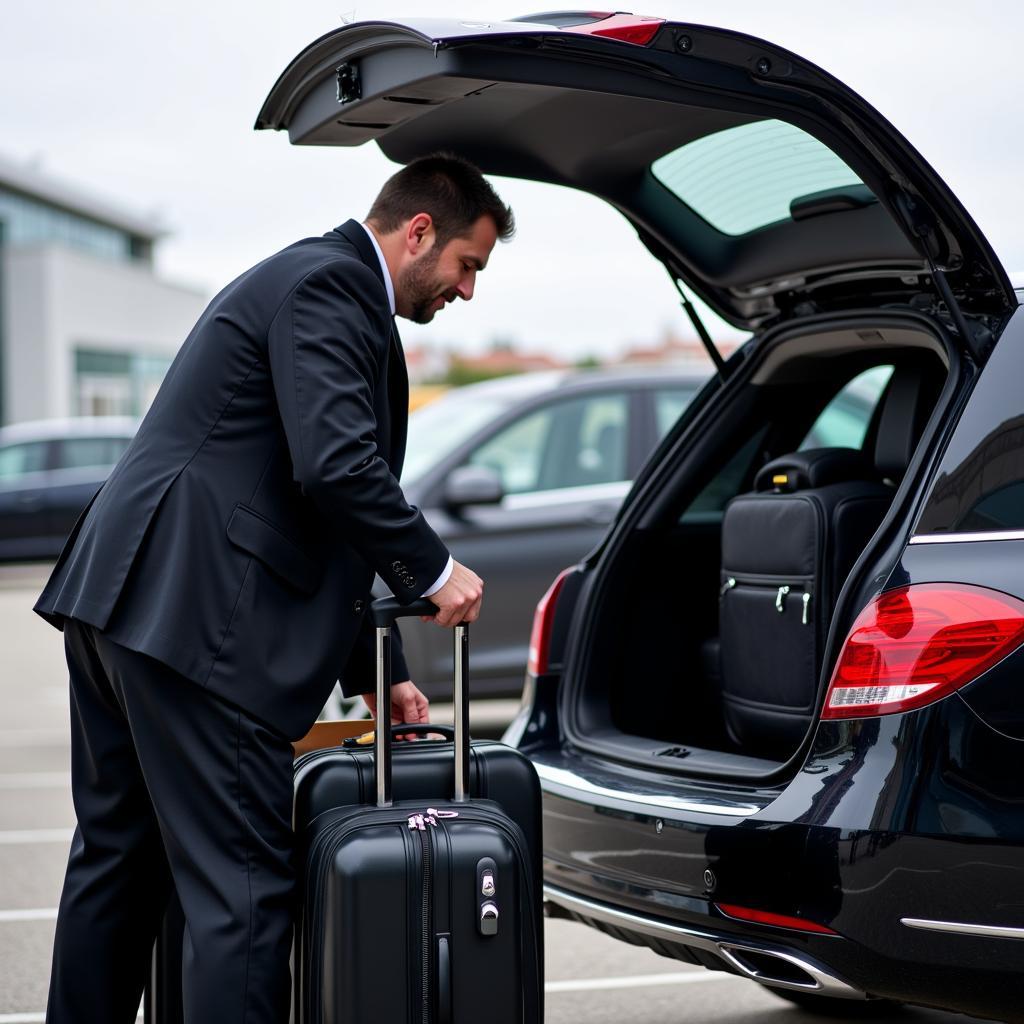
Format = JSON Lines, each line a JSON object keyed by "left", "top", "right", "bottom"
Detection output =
{"left": 353, "top": 599, "right": 365, "bottom": 614}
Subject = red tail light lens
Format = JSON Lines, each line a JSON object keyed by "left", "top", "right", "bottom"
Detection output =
{"left": 716, "top": 903, "right": 838, "bottom": 936}
{"left": 823, "top": 583, "right": 1024, "bottom": 720}
{"left": 527, "top": 568, "right": 574, "bottom": 676}
{"left": 564, "top": 13, "right": 665, "bottom": 46}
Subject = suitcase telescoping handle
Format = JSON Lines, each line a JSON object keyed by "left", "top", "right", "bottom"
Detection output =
{"left": 370, "top": 597, "right": 471, "bottom": 808}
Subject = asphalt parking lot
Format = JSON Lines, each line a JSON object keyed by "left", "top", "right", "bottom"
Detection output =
{"left": 0, "top": 564, "right": 983, "bottom": 1023}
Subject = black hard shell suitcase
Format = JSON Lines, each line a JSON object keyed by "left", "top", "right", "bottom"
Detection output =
{"left": 146, "top": 600, "right": 543, "bottom": 1024}
{"left": 297, "top": 596, "right": 543, "bottom": 1023}
{"left": 718, "top": 448, "right": 891, "bottom": 757}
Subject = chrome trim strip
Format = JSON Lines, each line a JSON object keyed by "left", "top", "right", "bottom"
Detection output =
{"left": 909, "top": 530, "right": 1024, "bottom": 545}
{"left": 533, "top": 761, "right": 760, "bottom": 817}
{"left": 902, "top": 917, "right": 1024, "bottom": 940}
{"left": 544, "top": 884, "right": 864, "bottom": 998}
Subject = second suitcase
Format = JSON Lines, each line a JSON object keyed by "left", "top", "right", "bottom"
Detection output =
{"left": 296, "top": 597, "right": 543, "bottom": 1024}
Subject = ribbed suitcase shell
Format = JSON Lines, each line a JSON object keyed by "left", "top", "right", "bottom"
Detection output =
{"left": 146, "top": 739, "right": 544, "bottom": 1024}
{"left": 299, "top": 795, "right": 541, "bottom": 1023}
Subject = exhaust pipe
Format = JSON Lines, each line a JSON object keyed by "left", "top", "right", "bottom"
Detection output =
{"left": 717, "top": 943, "right": 866, "bottom": 999}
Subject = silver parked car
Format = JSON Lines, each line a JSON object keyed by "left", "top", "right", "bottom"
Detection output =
{"left": 387, "top": 367, "right": 708, "bottom": 699}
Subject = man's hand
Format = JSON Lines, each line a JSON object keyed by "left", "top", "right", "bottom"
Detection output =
{"left": 364, "top": 680, "right": 430, "bottom": 741}
{"left": 423, "top": 559, "right": 483, "bottom": 627}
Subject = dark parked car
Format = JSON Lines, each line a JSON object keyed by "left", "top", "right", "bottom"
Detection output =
{"left": 263, "top": 11, "right": 1024, "bottom": 1019}
{"left": 389, "top": 368, "right": 706, "bottom": 699}
{"left": 0, "top": 418, "right": 136, "bottom": 561}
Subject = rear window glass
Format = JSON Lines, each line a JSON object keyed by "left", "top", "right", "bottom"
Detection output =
{"left": 651, "top": 119, "right": 865, "bottom": 236}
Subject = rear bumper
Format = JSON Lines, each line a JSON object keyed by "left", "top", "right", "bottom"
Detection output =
{"left": 533, "top": 729, "right": 1024, "bottom": 1019}
{"left": 543, "top": 883, "right": 865, "bottom": 999}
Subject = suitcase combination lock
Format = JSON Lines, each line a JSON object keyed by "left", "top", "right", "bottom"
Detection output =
{"left": 477, "top": 858, "right": 499, "bottom": 936}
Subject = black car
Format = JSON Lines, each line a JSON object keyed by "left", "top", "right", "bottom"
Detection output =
{"left": 390, "top": 368, "right": 706, "bottom": 700}
{"left": 0, "top": 418, "right": 136, "bottom": 561}
{"left": 263, "top": 13, "right": 1023, "bottom": 1018}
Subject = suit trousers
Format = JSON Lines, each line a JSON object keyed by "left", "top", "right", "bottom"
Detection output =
{"left": 46, "top": 619, "right": 295, "bottom": 1024}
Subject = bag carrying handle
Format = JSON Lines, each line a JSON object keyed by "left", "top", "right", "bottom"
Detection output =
{"left": 371, "top": 597, "right": 470, "bottom": 808}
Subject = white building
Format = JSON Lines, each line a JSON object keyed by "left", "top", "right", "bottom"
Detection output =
{"left": 0, "top": 152, "right": 208, "bottom": 425}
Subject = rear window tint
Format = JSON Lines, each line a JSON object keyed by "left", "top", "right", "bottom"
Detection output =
{"left": 651, "top": 119, "right": 866, "bottom": 236}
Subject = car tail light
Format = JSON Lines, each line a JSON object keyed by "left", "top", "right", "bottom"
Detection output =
{"left": 527, "top": 568, "right": 574, "bottom": 676}
{"left": 563, "top": 13, "right": 665, "bottom": 46}
{"left": 716, "top": 903, "right": 838, "bottom": 935}
{"left": 822, "top": 583, "right": 1024, "bottom": 720}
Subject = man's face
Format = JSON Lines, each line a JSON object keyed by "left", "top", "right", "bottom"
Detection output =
{"left": 396, "top": 214, "right": 498, "bottom": 324}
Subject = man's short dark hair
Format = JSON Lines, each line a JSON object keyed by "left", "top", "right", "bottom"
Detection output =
{"left": 367, "top": 153, "right": 515, "bottom": 246}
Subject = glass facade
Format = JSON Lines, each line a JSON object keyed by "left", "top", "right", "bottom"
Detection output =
{"left": 0, "top": 188, "right": 139, "bottom": 262}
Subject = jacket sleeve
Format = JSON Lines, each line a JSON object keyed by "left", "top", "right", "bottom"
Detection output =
{"left": 267, "top": 258, "right": 449, "bottom": 600}
{"left": 339, "top": 618, "right": 411, "bottom": 697}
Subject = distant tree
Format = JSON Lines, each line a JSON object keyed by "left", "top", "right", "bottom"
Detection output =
{"left": 444, "top": 361, "right": 522, "bottom": 388}
{"left": 574, "top": 354, "right": 601, "bottom": 369}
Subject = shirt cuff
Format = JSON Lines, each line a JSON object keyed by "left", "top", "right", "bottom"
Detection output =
{"left": 421, "top": 556, "right": 454, "bottom": 598}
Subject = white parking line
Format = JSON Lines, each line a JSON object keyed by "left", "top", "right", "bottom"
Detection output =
{"left": 545, "top": 970, "right": 733, "bottom": 993}
{"left": 0, "top": 969, "right": 730, "bottom": 1023}
{"left": 0, "top": 1016, "right": 140, "bottom": 1024}
{"left": 0, "top": 908, "right": 58, "bottom": 922}
{"left": 0, "top": 829, "right": 73, "bottom": 845}
{"left": 0, "top": 773, "right": 70, "bottom": 789}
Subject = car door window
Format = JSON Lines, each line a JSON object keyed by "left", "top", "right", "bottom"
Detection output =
{"left": 800, "top": 366, "right": 893, "bottom": 450}
{"left": 0, "top": 441, "right": 49, "bottom": 482}
{"left": 468, "top": 393, "right": 629, "bottom": 496}
{"left": 654, "top": 386, "right": 700, "bottom": 439}
{"left": 56, "top": 436, "right": 131, "bottom": 471}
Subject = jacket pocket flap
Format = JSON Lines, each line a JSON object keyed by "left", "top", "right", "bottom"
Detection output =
{"left": 226, "top": 503, "right": 321, "bottom": 595}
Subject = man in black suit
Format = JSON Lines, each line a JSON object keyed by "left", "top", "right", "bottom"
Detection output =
{"left": 35, "top": 153, "right": 514, "bottom": 1023}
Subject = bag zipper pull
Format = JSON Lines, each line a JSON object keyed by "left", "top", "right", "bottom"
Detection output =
{"left": 408, "top": 813, "right": 426, "bottom": 831}
{"left": 802, "top": 591, "right": 811, "bottom": 625}
{"left": 427, "top": 808, "right": 459, "bottom": 819}
{"left": 775, "top": 585, "right": 791, "bottom": 613}
{"left": 720, "top": 577, "right": 736, "bottom": 598}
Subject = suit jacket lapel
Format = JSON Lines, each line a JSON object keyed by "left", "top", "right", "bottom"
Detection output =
{"left": 331, "top": 220, "right": 408, "bottom": 475}
{"left": 388, "top": 319, "right": 409, "bottom": 478}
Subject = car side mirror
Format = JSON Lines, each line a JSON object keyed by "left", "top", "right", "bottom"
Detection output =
{"left": 443, "top": 465, "right": 504, "bottom": 509}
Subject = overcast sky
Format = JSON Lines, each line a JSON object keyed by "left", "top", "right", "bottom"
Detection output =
{"left": 5, "top": 1, "right": 1023, "bottom": 359}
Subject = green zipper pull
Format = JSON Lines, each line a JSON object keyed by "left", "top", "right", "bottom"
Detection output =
{"left": 720, "top": 577, "right": 736, "bottom": 598}
{"left": 775, "top": 585, "right": 791, "bottom": 613}
{"left": 802, "top": 591, "right": 811, "bottom": 625}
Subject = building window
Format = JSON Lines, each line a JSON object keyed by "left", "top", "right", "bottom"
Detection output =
{"left": 0, "top": 188, "right": 136, "bottom": 263}
{"left": 74, "top": 348, "right": 172, "bottom": 416}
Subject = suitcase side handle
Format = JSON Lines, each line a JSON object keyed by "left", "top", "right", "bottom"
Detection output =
{"left": 370, "top": 596, "right": 471, "bottom": 808}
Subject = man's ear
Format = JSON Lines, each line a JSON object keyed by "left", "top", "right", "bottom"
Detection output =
{"left": 406, "top": 213, "right": 434, "bottom": 254}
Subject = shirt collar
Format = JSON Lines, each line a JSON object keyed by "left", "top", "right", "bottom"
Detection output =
{"left": 360, "top": 222, "right": 396, "bottom": 316}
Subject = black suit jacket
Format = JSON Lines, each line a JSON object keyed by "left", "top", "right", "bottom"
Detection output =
{"left": 34, "top": 221, "right": 449, "bottom": 738}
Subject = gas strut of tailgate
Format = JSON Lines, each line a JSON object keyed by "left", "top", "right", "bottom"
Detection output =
{"left": 673, "top": 276, "right": 729, "bottom": 379}
{"left": 891, "top": 189, "right": 990, "bottom": 364}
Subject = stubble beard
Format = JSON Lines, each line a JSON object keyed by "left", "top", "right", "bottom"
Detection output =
{"left": 399, "top": 248, "right": 446, "bottom": 324}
